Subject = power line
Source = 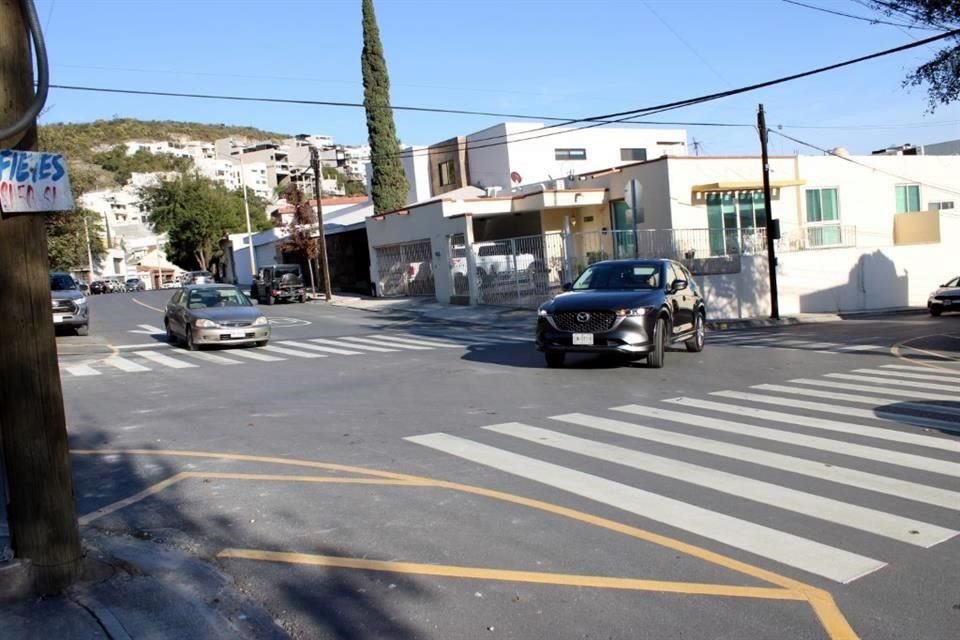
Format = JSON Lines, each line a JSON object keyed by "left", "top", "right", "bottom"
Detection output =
{"left": 780, "top": 0, "right": 944, "bottom": 30}
{"left": 769, "top": 128, "right": 960, "bottom": 200}
{"left": 49, "top": 26, "right": 960, "bottom": 163}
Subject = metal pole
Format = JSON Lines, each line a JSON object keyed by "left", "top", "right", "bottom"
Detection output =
{"left": 757, "top": 104, "right": 780, "bottom": 320}
{"left": 311, "top": 147, "right": 333, "bottom": 301}
{"left": 82, "top": 214, "right": 94, "bottom": 280}
{"left": 237, "top": 145, "right": 256, "bottom": 277}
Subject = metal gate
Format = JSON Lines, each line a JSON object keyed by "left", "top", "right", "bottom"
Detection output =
{"left": 474, "top": 232, "right": 565, "bottom": 308}
{"left": 374, "top": 240, "right": 435, "bottom": 297}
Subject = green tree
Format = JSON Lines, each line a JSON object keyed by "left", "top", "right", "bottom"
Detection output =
{"left": 344, "top": 180, "right": 368, "bottom": 196}
{"left": 869, "top": 1, "right": 960, "bottom": 109}
{"left": 47, "top": 209, "right": 106, "bottom": 272}
{"left": 361, "top": 0, "right": 408, "bottom": 213}
{"left": 92, "top": 145, "right": 193, "bottom": 185}
{"left": 140, "top": 174, "right": 271, "bottom": 271}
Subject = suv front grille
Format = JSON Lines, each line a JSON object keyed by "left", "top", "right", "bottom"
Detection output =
{"left": 52, "top": 299, "right": 77, "bottom": 313}
{"left": 553, "top": 311, "right": 617, "bottom": 333}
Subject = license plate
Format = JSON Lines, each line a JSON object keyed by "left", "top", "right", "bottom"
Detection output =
{"left": 572, "top": 333, "right": 594, "bottom": 345}
{"left": 53, "top": 314, "right": 68, "bottom": 323}
{"left": 229, "top": 330, "right": 246, "bottom": 338}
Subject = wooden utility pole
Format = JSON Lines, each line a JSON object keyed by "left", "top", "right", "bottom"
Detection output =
{"left": 757, "top": 104, "right": 780, "bottom": 320}
{"left": 0, "top": 0, "right": 82, "bottom": 593}
{"left": 310, "top": 147, "right": 333, "bottom": 301}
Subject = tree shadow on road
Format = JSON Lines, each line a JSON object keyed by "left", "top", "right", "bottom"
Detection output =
{"left": 874, "top": 401, "right": 960, "bottom": 440}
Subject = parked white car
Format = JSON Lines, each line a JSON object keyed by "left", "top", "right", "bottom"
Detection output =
{"left": 928, "top": 275, "right": 960, "bottom": 316}
{"left": 451, "top": 242, "right": 538, "bottom": 277}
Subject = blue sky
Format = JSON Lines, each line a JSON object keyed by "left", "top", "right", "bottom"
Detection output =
{"left": 35, "top": 0, "right": 960, "bottom": 156}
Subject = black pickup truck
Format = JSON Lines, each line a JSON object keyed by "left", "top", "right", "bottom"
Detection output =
{"left": 251, "top": 264, "right": 307, "bottom": 304}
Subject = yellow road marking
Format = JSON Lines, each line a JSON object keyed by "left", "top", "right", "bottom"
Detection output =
{"left": 217, "top": 549, "right": 805, "bottom": 601}
{"left": 78, "top": 472, "right": 189, "bottom": 526}
{"left": 70, "top": 449, "right": 858, "bottom": 640}
{"left": 891, "top": 334, "right": 960, "bottom": 372}
{"left": 131, "top": 297, "right": 165, "bottom": 313}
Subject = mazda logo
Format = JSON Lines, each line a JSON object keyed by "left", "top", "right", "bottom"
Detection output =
{"left": 576, "top": 312, "right": 591, "bottom": 323}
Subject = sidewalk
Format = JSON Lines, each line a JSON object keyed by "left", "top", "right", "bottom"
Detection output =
{"left": 311, "top": 292, "right": 925, "bottom": 330}
{"left": 0, "top": 531, "right": 288, "bottom": 640}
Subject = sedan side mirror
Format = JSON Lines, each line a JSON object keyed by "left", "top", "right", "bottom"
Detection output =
{"left": 671, "top": 279, "right": 688, "bottom": 292}
{"left": 561, "top": 282, "right": 573, "bottom": 292}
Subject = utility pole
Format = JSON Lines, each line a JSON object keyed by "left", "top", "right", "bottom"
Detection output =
{"left": 82, "top": 214, "right": 94, "bottom": 280}
{"left": 311, "top": 147, "right": 333, "bottom": 301}
{"left": 236, "top": 144, "right": 256, "bottom": 277}
{"left": 0, "top": 0, "right": 82, "bottom": 592}
{"left": 757, "top": 104, "right": 780, "bottom": 320}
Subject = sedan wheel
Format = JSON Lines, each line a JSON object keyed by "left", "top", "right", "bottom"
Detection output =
{"left": 165, "top": 320, "right": 177, "bottom": 344}
{"left": 686, "top": 312, "right": 705, "bottom": 353}
{"left": 647, "top": 317, "right": 666, "bottom": 369}
{"left": 930, "top": 306, "right": 942, "bottom": 317}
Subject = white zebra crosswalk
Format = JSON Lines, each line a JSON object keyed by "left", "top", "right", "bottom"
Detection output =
{"left": 707, "top": 329, "right": 890, "bottom": 355}
{"left": 58, "top": 329, "right": 531, "bottom": 378}
{"left": 406, "top": 363, "right": 960, "bottom": 584}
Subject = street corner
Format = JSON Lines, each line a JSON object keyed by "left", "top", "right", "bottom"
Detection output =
{"left": 68, "top": 448, "right": 857, "bottom": 640}
{"left": 892, "top": 332, "right": 960, "bottom": 373}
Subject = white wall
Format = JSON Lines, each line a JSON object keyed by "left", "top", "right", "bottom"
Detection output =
{"left": 465, "top": 123, "right": 513, "bottom": 191}
{"left": 400, "top": 145, "right": 431, "bottom": 204}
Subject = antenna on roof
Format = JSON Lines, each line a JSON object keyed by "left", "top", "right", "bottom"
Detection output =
{"left": 691, "top": 138, "right": 704, "bottom": 157}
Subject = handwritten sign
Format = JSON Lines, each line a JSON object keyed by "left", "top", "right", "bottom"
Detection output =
{"left": 0, "top": 150, "right": 74, "bottom": 216}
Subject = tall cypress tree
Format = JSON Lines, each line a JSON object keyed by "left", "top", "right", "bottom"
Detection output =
{"left": 361, "top": 0, "right": 408, "bottom": 213}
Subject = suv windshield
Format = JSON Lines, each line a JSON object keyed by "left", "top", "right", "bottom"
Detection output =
{"left": 573, "top": 263, "right": 661, "bottom": 291}
{"left": 50, "top": 274, "right": 78, "bottom": 291}
{"left": 273, "top": 266, "right": 300, "bottom": 276}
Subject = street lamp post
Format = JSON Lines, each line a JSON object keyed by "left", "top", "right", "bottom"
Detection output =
{"left": 236, "top": 145, "right": 256, "bottom": 279}
{"left": 82, "top": 214, "right": 95, "bottom": 282}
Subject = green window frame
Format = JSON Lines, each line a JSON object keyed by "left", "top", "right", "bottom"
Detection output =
{"left": 706, "top": 191, "right": 766, "bottom": 256}
{"left": 895, "top": 184, "right": 921, "bottom": 213}
{"left": 804, "top": 188, "right": 841, "bottom": 246}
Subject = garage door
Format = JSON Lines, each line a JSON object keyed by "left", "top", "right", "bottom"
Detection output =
{"left": 374, "top": 240, "right": 435, "bottom": 297}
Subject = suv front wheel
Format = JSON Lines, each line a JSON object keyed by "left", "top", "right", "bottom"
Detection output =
{"left": 647, "top": 316, "right": 666, "bottom": 368}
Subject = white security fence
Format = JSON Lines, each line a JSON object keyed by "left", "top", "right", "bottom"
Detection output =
{"left": 373, "top": 240, "right": 435, "bottom": 297}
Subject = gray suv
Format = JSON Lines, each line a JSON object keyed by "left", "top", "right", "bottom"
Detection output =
{"left": 50, "top": 272, "right": 89, "bottom": 336}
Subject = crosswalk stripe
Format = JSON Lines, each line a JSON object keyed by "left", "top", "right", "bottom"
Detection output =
{"left": 278, "top": 340, "right": 363, "bottom": 355}
{"left": 133, "top": 350, "right": 197, "bottom": 369}
{"left": 826, "top": 373, "right": 960, "bottom": 392}
{"left": 228, "top": 349, "right": 285, "bottom": 362}
{"left": 881, "top": 364, "right": 960, "bottom": 378}
{"left": 310, "top": 337, "right": 399, "bottom": 353}
{"left": 379, "top": 334, "right": 464, "bottom": 348}
{"left": 777, "top": 340, "right": 816, "bottom": 347}
{"left": 487, "top": 422, "right": 955, "bottom": 547}
{"left": 853, "top": 368, "right": 960, "bottom": 383}
{"left": 797, "top": 342, "right": 841, "bottom": 350}
{"left": 686, "top": 395, "right": 960, "bottom": 452}
{"left": 753, "top": 384, "right": 958, "bottom": 415}
{"left": 415, "top": 333, "right": 496, "bottom": 346}
{"left": 834, "top": 344, "right": 886, "bottom": 352}
{"left": 472, "top": 333, "right": 530, "bottom": 343}
{"left": 790, "top": 377, "right": 957, "bottom": 402}
{"left": 104, "top": 356, "right": 151, "bottom": 372}
{"left": 406, "top": 432, "right": 886, "bottom": 583}
{"left": 261, "top": 345, "right": 326, "bottom": 358}
{"left": 615, "top": 404, "right": 960, "bottom": 478}
{"left": 553, "top": 412, "right": 960, "bottom": 511}
{"left": 339, "top": 336, "right": 431, "bottom": 350}
{"left": 138, "top": 324, "right": 164, "bottom": 333}
{"left": 63, "top": 363, "right": 101, "bottom": 377}
{"left": 179, "top": 350, "right": 242, "bottom": 365}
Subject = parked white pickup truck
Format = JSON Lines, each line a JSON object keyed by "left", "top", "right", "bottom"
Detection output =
{"left": 451, "top": 241, "right": 538, "bottom": 277}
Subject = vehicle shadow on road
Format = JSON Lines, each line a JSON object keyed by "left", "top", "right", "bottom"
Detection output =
{"left": 874, "top": 401, "right": 960, "bottom": 440}
{"left": 67, "top": 431, "right": 426, "bottom": 639}
{"left": 457, "top": 342, "right": 674, "bottom": 370}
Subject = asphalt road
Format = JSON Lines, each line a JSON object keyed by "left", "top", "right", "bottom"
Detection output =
{"left": 56, "top": 291, "right": 960, "bottom": 639}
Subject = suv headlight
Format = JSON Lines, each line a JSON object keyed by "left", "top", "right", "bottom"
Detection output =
{"left": 537, "top": 307, "right": 550, "bottom": 317}
{"left": 194, "top": 318, "right": 217, "bottom": 328}
{"left": 616, "top": 307, "right": 653, "bottom": 317}
{"left": 75, "top": 296, "right": 87, "bottom": 305}
{"left": 253, "top": 316, "right": 269, "bottom": 326}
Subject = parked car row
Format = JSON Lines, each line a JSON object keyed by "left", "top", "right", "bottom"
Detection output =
{"left": 89, "top": 277, "right": 146, "bottom": 294}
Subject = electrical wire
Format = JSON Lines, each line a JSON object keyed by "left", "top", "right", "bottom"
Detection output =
{"left": 0, "top": 0, "right": 49, "bottom": 142}
{"left": 769, "top": 128, "right": 960, "bottom": 200}
{"left": 780, "top": 0, "right": 944, "bottom": 30}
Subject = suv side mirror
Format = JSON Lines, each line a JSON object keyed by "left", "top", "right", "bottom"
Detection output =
{"left": 561, "top": 282, "right": 573, "bottom": 292}
{"left": 671, "top": 279, "right": 688, "bottom": 292}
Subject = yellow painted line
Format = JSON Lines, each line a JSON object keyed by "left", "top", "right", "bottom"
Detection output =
{"left": 891, "top": 334, "right": 960, "bottom": 372}
{"left": 217, "top": 549, "right": 805, "bottom": 601}
{"left": 131, "top": 297, "right": 165, "bottom": 313}
{"left": 187, "top": 471, "right": 432, "bottom": 486}
{"left": 69, "top": 448, "right": 858, "bottom": 640}
{"left": 78, "top": 472, "right": 189, "bottom": 526}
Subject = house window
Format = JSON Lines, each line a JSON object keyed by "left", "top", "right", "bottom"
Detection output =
{"left": 438, "top": 160, "right": 456, "bottom": 187}
{"left": 805, "top": 188, "right": 841, "bottom": 246}
{"left": 555, "top": 148, "right": 587, "bottom": 161}
{"left": 706, "top": 191, "right": 766, "bottom": 256}
{"left": 931, "top": 200, "right": 954, "bottom": 210}
{"left": 620, "top": 148, "right": 647, "bottom": 162}
{"left": 895, "top": 184, "right": 921, "bottom": 213}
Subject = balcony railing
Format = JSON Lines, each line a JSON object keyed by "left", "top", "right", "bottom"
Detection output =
{"left": 779, "top": 225, "right": 856, "bottom": 251}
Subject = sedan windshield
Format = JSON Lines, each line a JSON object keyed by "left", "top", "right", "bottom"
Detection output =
{"left": 573, "top": 263, "right": 661, "bottom": 291}
{"left": 187, "top": 287, "right": 251, "bottom": 309}
{"left": 50, "top": 274, "right": 77, "bottom": 291}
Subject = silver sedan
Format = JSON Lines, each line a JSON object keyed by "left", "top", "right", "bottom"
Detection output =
{"left": 163, "top": 284, "right": 270, "bottom": 351}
